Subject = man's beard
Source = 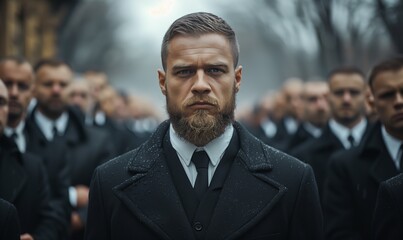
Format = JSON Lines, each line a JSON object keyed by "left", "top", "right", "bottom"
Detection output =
{"left": 167, "top": 88, "right": 236, "bottom": 147}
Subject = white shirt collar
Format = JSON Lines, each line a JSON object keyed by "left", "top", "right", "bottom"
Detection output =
{"left": 329, "top": 118, "right": 367, "bottom": 149}
{"left": 261, "top": 119, "right": 277, "bottom": 138}
{"left": 284, "top": 117, "right": 299, "bottom": 135}
{"left": 34, "top": 110, "right": 69, "bottom": 140}
{"left": 4, "top": 121, "right": 26, "bottom": 152}
{"left": 169, "top": 123, "right": 234, "bottom": 167}
{"left": 303, "top": 122, "right": 322, "bottom": 138}
{"left": 381, "top": 125, "right": 403, "bottom": 170}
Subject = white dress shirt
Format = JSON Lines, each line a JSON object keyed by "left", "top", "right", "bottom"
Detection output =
{"left": 261, "top": 119, "right": 277, "bottom": 138}
{"left": 381, "top": 125, "right": 403, "bottom": 171}
{"left": 4, "top": 121, "right": 26, "bottom": 153}
{"left": 329, "top": 118, "right": 367, "bottom": 149}
{"left": 284, "top": 117, "right": 299, "bottom": 135}
{"left": 170, "top": 124, "right": 234, "bottom": 187}
{"left": 303, "top": 122, "right": 323, "bottom": 138}
{"left": 35, "top": 110, "right": 69, "bottom": 141}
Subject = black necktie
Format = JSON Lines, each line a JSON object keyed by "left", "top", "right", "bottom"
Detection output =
{"left": 52, "top": 124, "right": 59, "bottom": 138}
{"left": 347, "top": 134, "right": 355, "bottom": 148}
{"left": 191, "top": 150, "right": 210, "bottom": 199}
{"left": 10, "top": 131, "right": 18, "bottom": 141}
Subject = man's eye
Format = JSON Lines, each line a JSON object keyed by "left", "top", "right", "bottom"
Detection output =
{"left": 206, "top": 68, "right": 224, "bottom": 74}
{"left": 332, "top": 90, "right": 344, "bottom": 97}
{"left": 378, "top": 91, "right": 395, "bottom": 100}
{"left": 176, "top": 69, "right": 194, "bottom": 76}
{"left": 0, "top": 97, "right": 8, "bottom": 106}
{"left": 18, "top": 83, "right": 30, "bottom": 91}
{"left": 349, "top": 89, "right": 360, "bottom": 96}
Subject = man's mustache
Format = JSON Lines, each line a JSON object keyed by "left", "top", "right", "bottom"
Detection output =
{"left": 185, "top": 96, "right": 218, "bottom": 107}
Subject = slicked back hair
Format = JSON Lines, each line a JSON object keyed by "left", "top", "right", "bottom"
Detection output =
{"left": 34, "top": 58, "right": 72, "bottom": 73}
{"left": 0, "top": 56, "right": 30, "bottom": 66}
{"left": 368, "top": 56, "right": 403, "bottom": 90}
{"left": 327, "top": 67, "right": 365, "bottom": 83}
{"left": 161, "top": 12, "right": 239, "bottom": 71}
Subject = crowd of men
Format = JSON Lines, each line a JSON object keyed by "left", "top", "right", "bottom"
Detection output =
{"left": 0, "top": 11, "right": 403, "bottom": 240}
{"left": 0, "top": 58, "right": 153, "bottom": 240}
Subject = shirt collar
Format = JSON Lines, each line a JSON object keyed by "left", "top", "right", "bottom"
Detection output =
{"left": 35, "top": 110, "right": 69, "bottom": 140}
{"left": 4, "top": 121, "right": 25, "bottom": 137}
{"left": 303, "top": 122, "right": 322, "bottom": 138}
{"left": 329, "top": 118, "right": 367, "bottom": 148}
{"left": 381, "top": 125, "right": 403, "bottom": 168}
{"left": 169, "top": 123, "right": 234, "bottom": 167}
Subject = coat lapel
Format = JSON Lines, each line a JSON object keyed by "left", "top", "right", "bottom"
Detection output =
{"left": 205, "top": 123, "right": 287, "bottom": 240}
{"left": 0, "top": 137, "right": 27, "bottom": 202}
{"left": 112, "top": 121, "right": 195, "bottom": 240}
{"left": 364, "top": 124, "right": 399, "bottom": 183}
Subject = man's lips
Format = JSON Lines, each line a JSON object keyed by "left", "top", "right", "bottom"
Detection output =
{"left": 188, "top": 102, "right": 215, "bottom": 109}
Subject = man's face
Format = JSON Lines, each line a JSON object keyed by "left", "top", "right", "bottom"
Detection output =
{"left": 158, "top": 33, "right": 242, "bottom": 146}
{"left": 34, "top": 65, "right": 72, "bottom": 119}
{"left": 327, "top": 73, "right": 366, "bottom": 127}
{"left": 371, "top": 68, "right": 403, "bottom": 139}
{"left": 283, "top": 83, "right": 304, "bottom": 121}
{"left": 0, "top": 81, "right": 9, "bottom": 134}
{"left": 0, "top": 61, "right": 33, "bottom": 123}
{"left": 303, "top": 83, "right": 330, "bottom": 128}
{"left": 64, "top": 81, "right": 92, "bottom": 113}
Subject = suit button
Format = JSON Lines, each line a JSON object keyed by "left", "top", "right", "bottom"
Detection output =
{"left": 193, "top": 222, "right": 203, "bottom": 231}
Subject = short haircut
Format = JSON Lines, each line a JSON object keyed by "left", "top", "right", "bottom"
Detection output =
{"left": 161, "top": 12, "right": 239, "bottom": 71}
{"left": 34, "top": 58, "right": 72, "bottom": 73}
{"left": 0, "top": 56, "right": 30, "bottom": 65}
{"left": 327, "top": 67, "right": 365, "bottom": 82}
{"left": 368, "top": 56, "right": 403, "bottom": 90}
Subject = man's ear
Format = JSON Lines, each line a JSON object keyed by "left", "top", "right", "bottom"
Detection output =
{"left": 158, "top": 69, "right": 167, "bottom": 95}
{"left": 234, "top": 65, "right": 242, "bottom": 92}
{"left": 366, "top": 88, "right": 376, "bottom": 113}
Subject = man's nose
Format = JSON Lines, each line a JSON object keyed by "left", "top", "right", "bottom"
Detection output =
{"left": 9, "top": 84, "right": 19, "bottom": 96}
{"left": 191, "top": 70, "right": 211, "bottom": 94}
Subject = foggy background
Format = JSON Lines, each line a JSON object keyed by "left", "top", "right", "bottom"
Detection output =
{"left": 58, "top": 0, "right": 402, "bottom": 115}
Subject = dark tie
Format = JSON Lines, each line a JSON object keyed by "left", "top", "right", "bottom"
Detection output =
{"left": 191, "top": 150, "right": 210, "bottom": 199}
{"left": 52, "top": 124, "right": 59, "bottom": 138}
{"left": 347, "top": 134, "right": 355, "bottom": 148}
{"left": 10, "top": 131, "right": 18, "bottom": 141}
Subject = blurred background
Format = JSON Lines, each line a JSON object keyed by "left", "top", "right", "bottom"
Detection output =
{"left": 1, "top": 0, "right": 402, "bottom": 116}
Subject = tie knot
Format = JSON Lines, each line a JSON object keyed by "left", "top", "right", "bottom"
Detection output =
{"left": 52, "top": 124, "right": 59, "bottom": 137}
{"left": 191, "top": 151, "right": 210, "bottom": 170}
{"left": 347, "top": 134, "right": 355, "bottom": 147}
{"left": 11, "top": 131, "right": 18, "bottom": 140}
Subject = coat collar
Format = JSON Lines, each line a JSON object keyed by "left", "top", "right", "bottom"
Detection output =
{"left": 357, "top": 122, "right": 399, "bottom": 183}
{"left": 113, "top": 120, "right": 284, "bottom": 240}
{"left": 0, "top": 136, "right": 27, "bottom": 202}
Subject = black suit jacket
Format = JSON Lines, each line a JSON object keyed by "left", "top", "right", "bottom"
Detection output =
{"left": 323, "top": 122, "right": 400, "bottom": 240}
{"left": 26, "top": 106, "right": 115, "bottom": 239}
{"left": 290, "top": 122, "right": 373, "bottom": 199}
{"left": 85, "top": 121, "right": 323, "bottom": 240}
{"left": 244, "top": 120, "right": 289, "bottom": 151}
{"left": 0, "top": 136, "right": 60, "bottom": 239}
{"left": 285, "top": 124, "right": 316, "bottom": 153}
{"left": 372, "top": 173, "right": 403, "bottom": 240}
{"left": 0, "top": 198, "right": 20, "bottom": 240}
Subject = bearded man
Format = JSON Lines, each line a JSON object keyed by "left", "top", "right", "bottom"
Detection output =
{"left": 85, "top": 12, "right": 323, "bottom": 240}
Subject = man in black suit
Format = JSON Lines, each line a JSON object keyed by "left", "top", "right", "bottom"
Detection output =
{"left": 244, "top": 92, "right": 289, "bottom": 151}
{"left": 0, "top": 198, "right": 20, "bottom": 240}
{"left": 85, "top": 12, "right": 323, "bottom": 240}
{"left": 323, "top": 56, "right": 403, "bottom": 240}
{"left": 26, "top": 59, "right": 114, "bottom": 239}
{"left": 0, "top": 56, "right": 70, "bottom": 238}
{"left": 372, "top": 173, "right": 403, "bottom": 240}
{"left": 0, "top": 80, "right": 59, "bottom": 240}
{"left": 286, "top": 80, "right": 330, "bottom": 152}
{"left": 291, "top": 67, "right": 371, "bottom": 198}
